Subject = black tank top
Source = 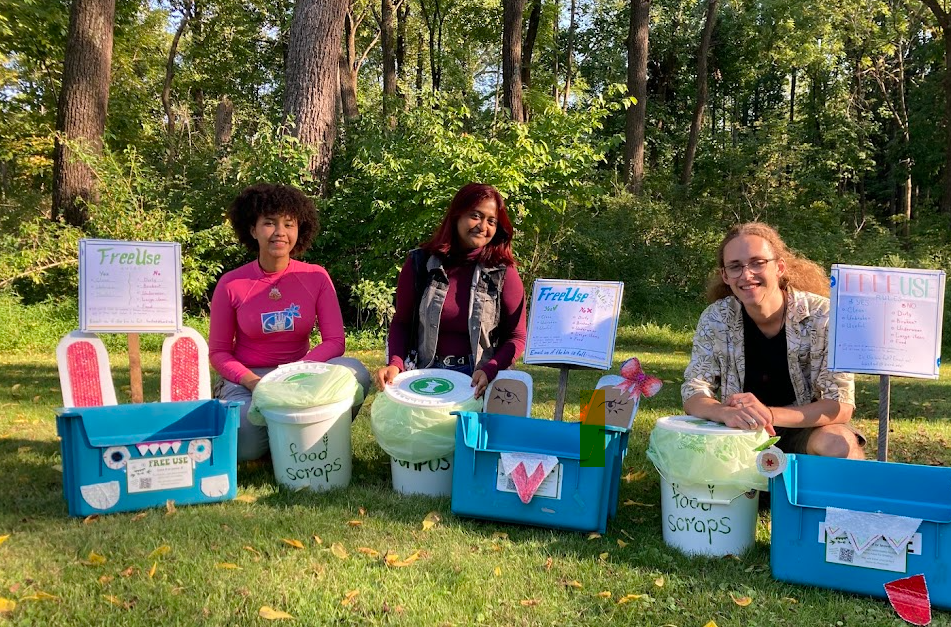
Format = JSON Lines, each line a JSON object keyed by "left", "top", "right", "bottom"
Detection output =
{"left": 742, "top": 306, "right": 796, "bottom": 407}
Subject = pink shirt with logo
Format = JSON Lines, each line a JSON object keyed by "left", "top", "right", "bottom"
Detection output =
{"left": 209, "top": 259, "right": 346, "bottom": 383}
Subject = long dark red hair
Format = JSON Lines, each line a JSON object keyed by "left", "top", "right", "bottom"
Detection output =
{"left": 421, "top": 182, "right": 517, "bottom": 266}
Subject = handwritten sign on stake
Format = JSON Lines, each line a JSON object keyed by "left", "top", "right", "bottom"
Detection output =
{"left": 79, "top": 239, "right": 183, "bottom": 333}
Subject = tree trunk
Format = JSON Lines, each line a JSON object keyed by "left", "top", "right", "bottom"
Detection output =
{"left": 561, "top": 0, "right": 576, "bottom": 109}
{"left": 502, "top": 0, "right": 526, "bottom": 122}
{"left": 339, "top": 11, "right": 360, "bottom": 120}
{"left": 163, "top": 7, "right": 191, "bottom": 164}
{"left": 624, "top": 0, "right": 650, "bottom": 194}
{"left": 520, "top": 0, "right": 541, "bottom": 120}
{"left": 419, "top": 0, "right": 444, "bottom": 92}
{"left": 52, "top": 0, "right": 116, "bottom": 226}
{"left": 789, "top": 67, "right": 796, "bottom": 122}
{"left": 416, "top": 26, "right": 424, "bottom": 93}
{"left": 396, "top": 1, "right": 408, "bottom": 80}
{"left": 552, "top": 0, "right": 559, "bottom": 103}
{"left": 284, "top": 0, "right": 349, "bottom": 191}
{"left": 680, "top": 0, "right": 717, "bottom": 187}
{"left": 921, "top": 0, "right": 951, "bottom": 214}
{"left": 214, "top": 96, "right": 233, "bottom": 147}
{"left": 382, "top": 0, "right": 397, "bottom": 116}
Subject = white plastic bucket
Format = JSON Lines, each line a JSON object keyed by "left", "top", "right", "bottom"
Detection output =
{"left": 659, "top": 477, "right": 758, "bottom": 556}
{"left": 258, "top": 363, "right": 354, "bottom": 491}
{"left": 650, "top": 415, "right": 761, "bottom": 556}
{"left": 390, "top": 454, "right": 454, "bottom": 496}
{"left": 380, "top": 369, "right": 475, "bottom": 495}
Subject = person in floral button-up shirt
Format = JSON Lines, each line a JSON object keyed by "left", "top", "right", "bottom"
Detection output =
{"left": 682, "top": 222, "right": 865, "bottom": 459}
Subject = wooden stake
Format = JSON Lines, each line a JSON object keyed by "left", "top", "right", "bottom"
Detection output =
{"left": 128, "top": 333, "right": 144, "bottom": 403}
{"left": 553, "top": 367, "right": 570, "bottom": 421}
{"left": 877, "top": 374, "right": 890, "bottom": 462}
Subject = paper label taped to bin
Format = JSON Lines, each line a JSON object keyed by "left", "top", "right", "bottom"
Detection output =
{"left": 127, "top": 455, "right": 194, "bottom": 493}
{"left": 496, "top": 459, "right": 562, "bottom": 500}
{"left": 819, "top": 523, "right": 922, "bottom": 573}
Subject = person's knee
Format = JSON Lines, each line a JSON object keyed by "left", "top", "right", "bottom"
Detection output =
{"left": 327, "top": 356, "right": 371, "bottom": 394}
{"left": 806, "top": 426, "right": 863, "bottom": 459}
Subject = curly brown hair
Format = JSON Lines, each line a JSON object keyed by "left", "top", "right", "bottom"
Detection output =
{"left": 227, "top": 183, "right": 319, "bottom": 257}
{"left": 705, "top": 222, "right": 830, "bottom": 302}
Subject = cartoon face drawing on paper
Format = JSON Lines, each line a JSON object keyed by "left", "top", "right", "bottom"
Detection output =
{"left": 601, "top": 396, "right": 631, "bottom": 418}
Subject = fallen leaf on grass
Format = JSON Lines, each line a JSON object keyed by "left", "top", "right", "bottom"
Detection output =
{"left": 586, "top": 532, "right": 601, "bottom": 540}
{"left": 654, "top": 576, "right": 665, "bottom": 587}
{"left": 215, "top": 563, "right": 241, "bottom": 570}
{"left": 346, "top": 520, "right": 363, "bottom": 527}
{"left": 7, "top": 584, "right": 18, "bottom": 594}
{"left": 598, "top": 552, "right": 609, "bottom": 561}
{"left": 563, "top": 580, "right": 583, "bottom": 589}
{"left": 165, "top": 500, "right": 177, "bottom": 515}
{"left": 0, "top": 535, "right": 8, "bottom": 547}
{"left": 148, "top": 545, "right": 170, "bottom": 559}
{"left": 596, "top": 591, "right": 612, "bottom": 599}
{"left": 384, "top": 551, "right": 420, "bottom": 567}
{"left": 731, "top": 595, "right": 752, "bottom": 607}
{"left": 616, "top": 539, "right": 628, "bottom": 548}
{"left": 97, "top": 576, "right": 113, "bottom": 585}
{"left": 234, "top": 495, "right": 257, "bottom": 503}
{"left": 130, "top": 513, "right": 148, "bottom": 522}
{"left": 494, "top": 567, "right": 501, "bottom": 577}
{"left": 259, "top": 606, "right": 294, "bottom": 620}
{"left": 330, "top": 543, "right": 349, "bottom": 559}
{"left": 312, "top": 535, "right": 323, "bottom": 545}
{"left": 102, "top": 595, "right": 124, "bottom": 607}
{"left": 491, "top": 532, "right": 508, "bottom": 540}
{"left": 622, "top": 470, "right": 648, "bottom": 483}
{"left": 20, "top": 591, "right": 58, "bottom": 602}
{"left": 243, "top": 546, "right": 261, "bottom": 555}
{"left": 283, "top": 539, "right": 305, "bottom": 549}
{"left": 704, "top": 622, "right": 719, "bottom": 627}
{"left": 358, "top": 507, "right": 367, "bottom": 516}
{"left": 623, "top": 500, "right": 655, "bottom": 507}
{"left": 519, "top": 599, "right": 540, "bottom": 606}
{"left": 83, "top": 551, "right": 107, "bottom": 566}
{"left": 0, "top": 598, "right": 15, "bottom": 614}
{"left": 83, "top": 515, "right": 99, "bottom": 524}
{"left": 781, "top": 597, "right": 798, "bottom": 603}
{"left": 341, "top": 590, "right": 359, "bottom": 606}
{"left": 543, "top": 557, "right": 553, "bottom": 571}
{"left": 617, "top": 594, "right": 647, "bottom": 604}
{"left": 422, "top": 512, "right": 441, "bottom": 531}
{"left": 120, "top": 566, "right": 136, "bottom": 578}
{"left": 148, "top": 563, "right": 157, "bottom": 579}
{"left": 357, "top": 547, "right": 380, "bottom": 558}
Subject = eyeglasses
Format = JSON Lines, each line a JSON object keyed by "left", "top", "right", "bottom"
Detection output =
{"left": 722, "top": 258, "right": 777, "bottom": 278}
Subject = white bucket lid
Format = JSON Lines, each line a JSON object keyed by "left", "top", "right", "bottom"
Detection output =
{"left": 385, "top": 369, "right": 475, "bottom": 407}
{"left": 258, "top": 361, "right": 334, "bottom": 385}
{"left": 654, "top": 415, "right": 748, "bottom": 436}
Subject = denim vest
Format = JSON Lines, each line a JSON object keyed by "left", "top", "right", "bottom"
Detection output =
{"left": 416, "top": 254, "right": 507, "bottom": 371}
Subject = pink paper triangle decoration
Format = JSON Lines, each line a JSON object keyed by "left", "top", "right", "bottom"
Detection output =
{"left": 509, "top": 462, "right": 549, "bottom": 504}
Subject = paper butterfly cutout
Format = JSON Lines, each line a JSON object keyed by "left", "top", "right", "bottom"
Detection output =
{"left": 614, "top": 357, "right": 663, "bottom": 400}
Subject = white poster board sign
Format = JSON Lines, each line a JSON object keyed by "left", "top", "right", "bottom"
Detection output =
{"left": 829, "top": 264, "right": 945, "bottom": 379}
{"left": 79, "top": 239, "right": 183, "bottom": 333}
{"left": 524, "top": 279, "right": 624, "bottom": 370}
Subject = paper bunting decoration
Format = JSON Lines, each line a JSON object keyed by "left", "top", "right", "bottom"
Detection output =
{"left": 885, "top": 574, "right": 931, "bottom": 626}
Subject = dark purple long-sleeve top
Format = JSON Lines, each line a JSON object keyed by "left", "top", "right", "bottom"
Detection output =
{"left": 387, "top": 250, "right": 527, "bottom": 381}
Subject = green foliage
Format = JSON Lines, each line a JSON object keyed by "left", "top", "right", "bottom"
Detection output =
{"left": 349, "top": 278, "right": 396, "bottom": 331}
{"left": 320, "top": 93, "right": 620, "bottom": 293}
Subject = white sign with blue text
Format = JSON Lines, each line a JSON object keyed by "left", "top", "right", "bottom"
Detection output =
{"left": 829, "top": 264, "right": 945, "bottom": 379}
{"left": 524, "top": 279, "right": 624, "bottom": 370}
{"left": 79, "top": 239, "right": 183, "bottom": 333}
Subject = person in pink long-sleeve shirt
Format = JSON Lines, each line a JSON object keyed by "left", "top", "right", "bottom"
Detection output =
{"left": 209, "top": 184, "right": 370, "bottom": 461}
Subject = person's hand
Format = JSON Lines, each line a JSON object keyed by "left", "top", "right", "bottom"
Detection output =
{"left": 376, "top": 365, "right": 400, "bottom": 390}
{"left": 470, "top": 369, "right": 489, "bottom": 399}
{"left": 723, "top": 392, "right": 776, "bottom": 436}
{"left": 240, "top": 372, "right": 261, "bottom": 392}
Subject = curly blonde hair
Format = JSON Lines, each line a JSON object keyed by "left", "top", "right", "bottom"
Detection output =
{"left": 705, "top": 222, "right": 829, "bottom": 302}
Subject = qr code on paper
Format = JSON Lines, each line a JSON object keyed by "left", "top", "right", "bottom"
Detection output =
{"left": 838, "top": 547, "right": 855, "bottom": 563}
{"left": 138, "top": 478, "right": 152, "bottom": 490}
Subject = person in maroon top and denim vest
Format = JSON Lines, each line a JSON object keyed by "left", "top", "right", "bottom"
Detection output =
{"left": 375, "top": 183, "right": 528, "bottom": 399}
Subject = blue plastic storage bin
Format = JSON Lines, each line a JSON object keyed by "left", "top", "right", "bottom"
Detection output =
{"left": 771, "top": 454, "right": 951, "bottom": 608}
{"left": 57, "top": 400, "right": 240, "bottom": 517}
{"left": 451, "top": 411, "right": 626, "bottom": 533}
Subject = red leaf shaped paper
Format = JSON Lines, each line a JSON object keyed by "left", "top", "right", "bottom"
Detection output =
{"left": 885, "top": 574, "right": 931, "bottom": 626}
{"left": 510, "top": 462, "right": 548, "bottom": 504}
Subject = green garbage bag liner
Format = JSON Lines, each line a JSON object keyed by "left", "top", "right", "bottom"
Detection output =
{"left": 247, "top": 364, "right": 364, "bottom": 427}
{"left": 370, "top": 392, "right": 483, "bottom": 463}
{"left": 646, "top": 417, "right": 769, "bottom": 492}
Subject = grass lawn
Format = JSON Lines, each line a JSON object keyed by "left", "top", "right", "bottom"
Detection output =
{"left": 1, "top": 322, "right": 950, "bottom": 626}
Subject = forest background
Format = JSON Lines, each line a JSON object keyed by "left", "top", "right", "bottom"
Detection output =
{"left": 1, "top": 0, "right": 951, "bottom": 346}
